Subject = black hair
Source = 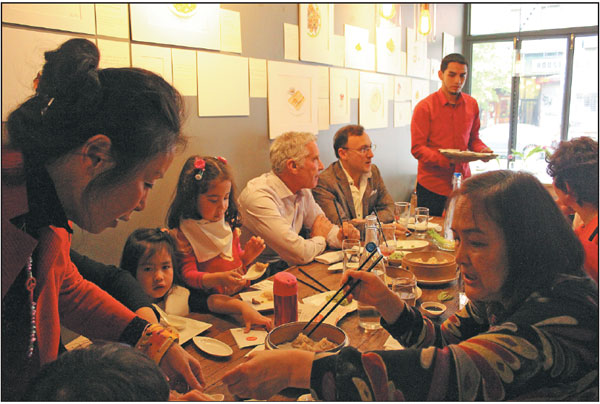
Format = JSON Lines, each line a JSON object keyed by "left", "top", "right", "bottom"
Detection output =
{"left": 6, "top": 38, "right": 186, "bottom": 197}
{"left": 546, "top": 136, "right": 598, "bottom": 206}
{"left": 166, "top": 156, "right": 240, "bottom": 229}
{"left": 452, "top": 170, "right": 584, "bottom": 305}
{"left": 333, "top": 124, "right": 365, "bottom": 158}
{"left": 441, "top": 53, "right": 468, "bottom": 72}
{"left": 120, "top": 227, "right": 182, "bottom": 288}
{"left": 24, "top": 342, "right": 170, "bottom": 401}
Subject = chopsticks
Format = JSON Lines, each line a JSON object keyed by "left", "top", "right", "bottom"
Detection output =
{"left": 372, "top": 210, "right": 389, "bottom": 247}
{"left": 297, "top": 277, "right": 326, "bottom": 293}
{"left": 305, "top": 254, "right": 384, "bottom": 338}
{"left": 333, "top": 199, "right": 345, "bottom": 239}
{"left": 298, "top": 267, "right": 330, "bottom": 292}
{"left": 302, "top": 242, "right": 379, "bottom": 335}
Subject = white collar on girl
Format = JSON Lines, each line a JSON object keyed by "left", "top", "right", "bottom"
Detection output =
{"left": 179, "top": 218, "right": 233, "bottom": 262}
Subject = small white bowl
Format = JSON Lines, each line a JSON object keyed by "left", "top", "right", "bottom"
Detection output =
{"left": 421, "top": 302, "right": 447, "bottom": 318}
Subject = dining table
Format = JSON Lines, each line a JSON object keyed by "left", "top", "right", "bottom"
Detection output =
{"left": 183, "top": 217, "right": 462, "bottom": 401}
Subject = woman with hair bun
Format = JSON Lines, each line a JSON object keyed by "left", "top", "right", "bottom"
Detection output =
{"left": 1, "top": 38, "right": 204, "bottom": 399}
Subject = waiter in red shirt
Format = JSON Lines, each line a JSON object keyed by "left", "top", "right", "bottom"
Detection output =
{"left": 411, "top": 53, "right": 493, "bottom": 216}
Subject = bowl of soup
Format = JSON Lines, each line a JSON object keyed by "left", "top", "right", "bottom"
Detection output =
{"left": 266, "top": 321, "right": 348, "bottom": 353}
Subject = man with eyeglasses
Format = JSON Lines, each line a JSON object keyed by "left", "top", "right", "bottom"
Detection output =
{"left": 313, "top": 125, "right": 395, "bottom": 230}
{"left": 411, "top": 53, "right": 493, "bottom": 216}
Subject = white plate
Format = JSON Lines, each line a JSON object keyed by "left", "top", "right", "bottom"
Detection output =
{"left": 395, "top": 240, "right": 429, "bottom": 250}
{"left": 407, "top": 221, "right": 441, "bottom": 231}
{"left": 243, "top": 262, "right": 268, "bottom": 280}
{"left": 439, "top": 149, "right": 498, "bottom": 161}
{"left": 239, "top": 290, "right": 274, "bottom": 312}
{"left": 192, "top": 336, "right": 233, "bottom": 357}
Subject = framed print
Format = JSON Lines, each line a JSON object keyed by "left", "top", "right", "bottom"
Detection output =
{"left": 299, "top": 4, "right": 334, "bottom": 64}
{"left": 359, "top": 72, "right": 389, "bottom": 129}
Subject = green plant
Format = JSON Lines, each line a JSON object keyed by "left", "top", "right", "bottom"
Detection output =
{"left": 510, "top": 145, "right": 553, "bottom": 162}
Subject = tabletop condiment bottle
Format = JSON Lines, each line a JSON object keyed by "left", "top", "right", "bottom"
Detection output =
{"left": 443, "top": 172, "right": 462, "bottom": 240}
{"left": 273, "top": 272, "right": 298, "bottom": 327}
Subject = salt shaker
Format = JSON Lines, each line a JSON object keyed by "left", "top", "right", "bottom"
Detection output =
{"left": 273, "top": 272, "right": 298, "bottom": 326}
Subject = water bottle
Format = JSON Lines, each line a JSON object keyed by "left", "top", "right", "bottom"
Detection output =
{"left": 443, "top": 173, "right": 462, "bottom": 241}
{"left": 273, "top": 272, "right": 298, "bottom": 326}
{"left": 358, "top": 217, "right": 385, "bottom": 330}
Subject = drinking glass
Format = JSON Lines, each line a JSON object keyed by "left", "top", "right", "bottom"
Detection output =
{"left": 387, "top": 267, "right": 417, "bottom": 307}
{"left": 414, "top": 207, "right": 429, "bottom": 239}
{"left": 379, "top": 224, "right": 396, "bottom": 259}
{"left": 342, "top": 238, "right": 360, "bottom": 273}
{"left": 394, "top": 202, "right": 411, "bottom": 230}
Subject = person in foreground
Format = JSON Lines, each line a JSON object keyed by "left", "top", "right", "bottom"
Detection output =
{"left": 2, "top": 38, "right": 203, "bottom": 399}
{"left": 223, "top": 170, "right": 598, "bottom": 401}
{"left": 546, "top": 136, "right": 598, "bottom": 283}
{"left": 25, "top": 343, "right": 215, "bottom": 401}
{"left": 238, "top": 131, "right": 359, "bottom": 268}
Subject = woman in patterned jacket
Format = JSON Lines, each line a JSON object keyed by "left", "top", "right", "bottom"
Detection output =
{"left": 223, "top": 170, "right": 598, "bottom": 401}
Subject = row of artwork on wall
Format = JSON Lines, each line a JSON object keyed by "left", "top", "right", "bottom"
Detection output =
{"left": 2, "top": 4, "right": 454, "bottom": 138}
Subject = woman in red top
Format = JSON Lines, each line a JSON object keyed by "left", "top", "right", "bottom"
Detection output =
{"left": 2, "top": 38, "right": 203, "bottom": 399}
{"left": 547, "top": 136, "right": 598, "bottom": 283}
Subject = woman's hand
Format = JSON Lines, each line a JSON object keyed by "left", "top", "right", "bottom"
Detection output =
{"left": 222, "top": 350, "right": 314, "bottom": 400}
{"left": 203, "top": 271, "right": 246, "bottom": 295}
{"left": 242, "top": 236, "right": 266, "bottom": 266}
{"left": 240, "top": 302, "right": 273, "bottom": 332}
{"left": 341, "top": 270, "right": 404, "bottom": 323}
{"left": 160, "top": 343, "right": 204, "bottom": 392}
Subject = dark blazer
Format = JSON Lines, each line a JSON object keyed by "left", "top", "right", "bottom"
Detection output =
{"left": 312, "top": 161, "right": 395, "bottom": 225}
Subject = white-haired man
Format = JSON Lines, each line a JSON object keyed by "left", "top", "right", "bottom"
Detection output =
{"left": 238, "top": 132, "right": 359, "bottom": 270}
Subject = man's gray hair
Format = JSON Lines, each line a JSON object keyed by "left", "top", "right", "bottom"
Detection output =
{"left": 270, "top": 131, "right": 317, "bottom": 174}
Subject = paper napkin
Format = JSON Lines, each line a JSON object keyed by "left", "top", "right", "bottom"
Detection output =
{"left": 230, "top": 328, "right": 268, "bottom": 349}
{"left": 315, "top": 251, "right": 344, "bottom": 264}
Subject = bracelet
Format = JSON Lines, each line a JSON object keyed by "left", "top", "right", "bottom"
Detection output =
{"left": 135, "top": 323, "right": 179, "bottom": 364}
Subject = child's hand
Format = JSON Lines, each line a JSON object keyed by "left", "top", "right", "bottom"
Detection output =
{"left": 242, "top": 236, "right": 266, "bottom": 266}
{"left": 240, "top": 302, "right": 273, "bottom": 332}
{"left": 203, "top": 271, "right": 246, "bottom": 295}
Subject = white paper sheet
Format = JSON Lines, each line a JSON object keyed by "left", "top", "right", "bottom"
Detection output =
{"left": 345, "top": 24, "right": 374, "bottom": 71}
{"left": 329, "top": 68, "right": 352, "bottom": 124}
{"left": 376, "top": 26, "right": 402, "bottom": 75}
{"left": 411, "top": 78, "right": 430, "bottom": 110}
{"left": 130, "top": 4, "right": 220, "bottom": 50}
{"left": 220, "top": 8, "right": 242, "bottom": 54}
{"left": 399, "top": 51, "right": 407, "bottom": 76}
{"left": 230, "top": 328, "right": 268, "bottom": 349}
{"left": 197, "top": 52, "right": 249, "bottom": 117}
{"left": 349, "top": 70, "right": 360, "bottom": 99}
{"left": 394, "top": 76, "right": 412, "bottom": 102}
{"left": 284, "top": 23, "right": 299, "bottom": 61}
{"left": 317, "top": 66, "right": 329, "bottom": 99}
{"left": 407, "top": 27, "right": 429, "bottom": 78}
{"left": 131, "top": 43, "right": 173, "bottom": 84}
{"left": 97, "top": 39, "right": 130, "bottom": 69}
{"left": 318, "top": 98, "right": 330, "bottom": 131}
{"left": 95, "top": 4, "right": 129, "bottom": 38}
{"left": 249, "top": 58, "right": 267, "bottom": 98}
{"left": 332, "top": 35, "right": 345, "bottom": 67}
{"left": 267, "top": 60, "right": 319, "bottom": 139}
{"left": 2, "top": 27, "right": 74, "bottom": 121}
{"left": 299, "top": 4, "right": 334, "bottom": 65}
{"left": 430, "top": 58, "right": 440, "bottom": 81}
{"left": 393, "top": 101, "right": 412, "bottom": 128}
{"left": 442, "top": 32, "right": 455, "bottom": 57}
{"left": 359, "top": 71, "right": 389, "bottom": 129}
{"left": 386, "top": 75, "right": 395, "bottom": 101}
{"left": 2, "top": 3, "right": 96, "bottom": 34}
{"left": 172, "top": 48, "right": 197, "bottom": 96}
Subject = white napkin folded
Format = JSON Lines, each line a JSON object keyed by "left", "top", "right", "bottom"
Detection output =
{"left": 230, "top": 328, "right": 268, "bottom": 349}
{"left": 315, "top": 251, "right": 344, "bottom": 264}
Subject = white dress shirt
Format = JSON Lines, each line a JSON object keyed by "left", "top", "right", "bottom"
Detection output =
{"left": 238, "top": 171, "right": 341, "bottom": 265}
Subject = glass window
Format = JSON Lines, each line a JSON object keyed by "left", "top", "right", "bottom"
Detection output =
{"left": 471, "top": 4, "right": 598, "bottom": 36}
{"left": 469, "top": 41, "right": 514, "bottom": 175}
{"left": 568, "top": 35, "right": 598, "bottom": 141}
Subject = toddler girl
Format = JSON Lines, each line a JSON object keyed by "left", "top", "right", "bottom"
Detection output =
{"left": 167, "top": 156, "right": 265, "bottom": 296}
{"left": 121, "top": 227, "right": 271, "bottom": 331}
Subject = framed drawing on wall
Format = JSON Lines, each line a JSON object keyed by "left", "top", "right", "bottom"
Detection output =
{"left": 131, "top": 43, "right": 173, "bottom": 84}
{"left": 359, "top": 72, "right": 388, "bottom": 129}
{"left": 130, "top": 4, "right": 220, "bottom": 50}
{"left": 267, "top": 61, "right": 319, "bottom": 139}
{"left": 411, "top": 78, "right": 430, "bottom": 110}
{"left": 393, "top": 101, "right": 412, "bottom": 128}
{"left": 299, "top": 4, "right": 334, "bottom": 65}
{"left": 345, "top": 24, "right": 375, "bottom": 71}
{"left": 329, "top": 68, "right": 353, "bottom": 125}
{"left": 376, "top": 26, "right": 402, "bottom": 75}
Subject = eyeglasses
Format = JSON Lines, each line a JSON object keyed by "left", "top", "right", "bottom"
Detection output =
{"left": 341, "top": 144, "right": 376, "bottom": 155}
